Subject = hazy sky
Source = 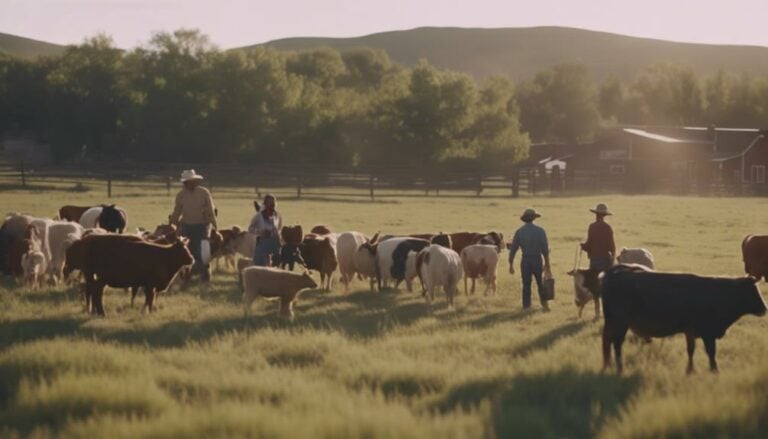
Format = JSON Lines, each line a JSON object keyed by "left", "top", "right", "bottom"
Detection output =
{"left": 2, "top": 0, "right": 767, "bottom": 49}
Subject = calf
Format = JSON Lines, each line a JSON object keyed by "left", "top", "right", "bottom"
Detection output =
{"left": 601, "top": 264, "right": 767, "bottom": 374}
{"left": 460, "top": 244, "right": 499, "bottom": 296}
{"left": 278, "top": 225, "right": 305, "bottom": 270}
{"left": 21, "top": 240, "right": 46, "bottom": 290}
{"left": 567, "top": 268, "right": 603, "bottom": 319}
{"left": 419, "top": 244, "right": 464, "bottom": 307}
{"left": 242, "top": 266, "right": 318, "bottom": 318}
{"left": 353, "top": 233, "right": 380, "bottom": 291}
{"left": 742, "top": 234, "right": 768, "bottom": 281}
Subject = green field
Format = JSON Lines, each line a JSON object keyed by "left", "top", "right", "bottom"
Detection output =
{"left": 1, "top": 186, "right": 767, "bottom": 438}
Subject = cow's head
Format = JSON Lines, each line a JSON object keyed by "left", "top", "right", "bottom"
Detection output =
{"left": 742, "top": 277, "right": 768, "bottom": 316}
{"left": 301, "top": 270, "right": 319, "bottom": 289}
{"left": 568, "top": 269, "right": 594, "bottom": 307}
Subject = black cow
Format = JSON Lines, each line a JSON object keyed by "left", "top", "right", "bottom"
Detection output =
{"left": 99, "top": 204, "right": 127, "bottom": 233}
{"left": 601, "top": 264, "right": 767, "bottom": 374}
{"left": 391, "top": 238, "right": 430, "bottom": 288}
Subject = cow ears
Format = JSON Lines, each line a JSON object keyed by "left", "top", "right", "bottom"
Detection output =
{"left": 369, "top": 231, "right": 380, "bottom": 244}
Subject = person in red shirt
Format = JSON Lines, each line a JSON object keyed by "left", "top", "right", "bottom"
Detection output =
{"left": 580, "top": 203, "right": 616, "bottom": 271}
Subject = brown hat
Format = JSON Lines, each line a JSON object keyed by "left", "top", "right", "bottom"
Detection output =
{"left": 520, "top": 208, "right": 542, "bottom": 222}
{"left": 590, "top": 203, "right": 612, "bottom": 216}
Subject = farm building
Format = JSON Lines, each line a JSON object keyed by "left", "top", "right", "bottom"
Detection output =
{"left": 530, "top": 126, "right": 767, "bottom": 194}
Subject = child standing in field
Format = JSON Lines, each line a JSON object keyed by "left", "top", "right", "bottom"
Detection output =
{"left": 248, "top": 194, "right": 282, "bottom": 266}
{"left": 581, "top": 203, "right": 616, "bottom": 271}
{"left": 508, "top": 208, "right": 551, "bottom": 311}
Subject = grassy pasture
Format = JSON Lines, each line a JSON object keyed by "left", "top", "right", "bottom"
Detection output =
{"left": 1, "top": 184, "right": 768, "bottom": 438}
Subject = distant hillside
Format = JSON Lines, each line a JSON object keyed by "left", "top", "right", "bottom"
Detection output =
{"left": 253, "top": 26, "right": 768, "bottom": 81}
{"left": 0, "top": 32, "right": 66, "bottom": 59}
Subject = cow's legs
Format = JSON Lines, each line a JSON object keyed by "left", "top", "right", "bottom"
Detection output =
{"left": 130, "top": 286, "right": 139, "bottom": 307}
{"left": 611, "top": 324, "right": 629, "bottom": 374}
{"left": 471, "top": 277, "right": 477, "bottom": 295}
{"left": 578, "top": 304, "right": 585, "bottom": 319}
{"left": 91, "top": 282, "right": 106, "bottom": 316}
{"left": 594, "top": 297, "right": 602, "bottom": 320}
{"left": 464, "top": 276, "right": 468, "bottom": 296}
{"left": 602, "top": 325, "right": 612, "bottom": 370}
{"left": 685, "top": 332, "right": 696, "bottom": 374}
{"left": 703, "top": 337, "right": 718, "bottom": 372}
{"left": 144, "top": 287, "right": 157, "bottom": 313}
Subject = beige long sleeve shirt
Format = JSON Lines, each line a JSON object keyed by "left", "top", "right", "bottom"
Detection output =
{"left": 170, "top": 186, "right": 217, "bottom": 228}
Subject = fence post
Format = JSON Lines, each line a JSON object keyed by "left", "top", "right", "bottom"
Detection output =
{"left": 369, "top": 175, "right": 375, "bottom": 200}
{"left": 19, "top": 159, "right": 26, "bottom": 188}
{"left": 166, "top": 176, "right": 171, "bottom": 195}
{"left": 296, "top": 176, "right": 302, "bottom": 199}
{"left": 476, "top": 175, "right": 482, "bottom": 197}
{"left": 107, "top": 173, "right": 112, "bottom": 198}
{"left": 511, "top": 168, "right": 520, "bottom": 198}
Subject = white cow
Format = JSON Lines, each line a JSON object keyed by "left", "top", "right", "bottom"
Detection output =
{"left": 419, "top": 244, "right": 463, "bottom": 307}
{"left": 47, "top": 221, "right": 84, "bottom": 284}
{"left": 336, "top": 231, "right": 368, "bottom": 291}
{"left": 616, "top": 247, "right": 655, "bottom": 270}
{"left": 353, "top": 234, "right": 379, "bottom": 291}
{"left": 460, "top": 244, "right": 499, "bottom": 296}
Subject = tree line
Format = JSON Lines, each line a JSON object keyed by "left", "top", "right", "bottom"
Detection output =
{"left": 1, "top": 30, "right": 767, "bottom": 167}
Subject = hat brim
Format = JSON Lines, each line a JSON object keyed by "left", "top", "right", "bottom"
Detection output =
{"left": 181, "top": 175, "right": 204, "bottom": 183}
{"left": 521, "top": 213, "right": 542, "bottom": 221}
{"left": 590, "top": 209, "right": 612, "bottom": 215}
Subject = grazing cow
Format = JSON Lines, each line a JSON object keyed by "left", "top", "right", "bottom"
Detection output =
{"left": 742, "top": 234, "right": 768, "bottom": 281}
{"left": 64, "top": 234, "right": 193, "bottom": 315}
{"left": 21, "top": 240, "right": 46, "bottom": 290}
{"left": 58, "top": 205, "right": 92, "bottom": 222}
{"left": 47, "top": 221, "right": 84, "bottom": 284}
{"left": 419, "top": 244, "right": 464, "bottom": 307}
{"left": 242, "top": 266, "right": 318, "bottom": 318}
{"left": 601, "top": 264, "right": 767, "bottom": 374}
{"left": 353, "top": 233, "right": 380, "bottom": 291}
{"left": 450, "top": 231, "right": 504, "bottom": 254}
{"left": 299, "top": 234, "right": 338, "bottom": 290}
{"left": 278, "top": 225, "right": 305, "bottom": 270}
{"left": 337, "top": 231, "right": 368, "bottom": 291}
{"left": 567, "top": 268, "right": 603, "bottom": 319}
{"left": 460, "top": 244, "right": 499, "bottom": 296}
{"left": 375, "top": 237, "right": 430, "bottom": 291}
{"left": 79, "top": 205, "right": 127, "bottom": 233}
{"left": 617, "top": 247, "right": 656, "bottom": 270}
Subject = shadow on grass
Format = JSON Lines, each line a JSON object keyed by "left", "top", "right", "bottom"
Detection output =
{"left": 435, "top": 368, "right": 642, "bottom": 439}
{"left": 510, "top": 321, "right": 588, "bottom": 358}
{"left": 0, "top": 317, "right": 85, "bottom": 350}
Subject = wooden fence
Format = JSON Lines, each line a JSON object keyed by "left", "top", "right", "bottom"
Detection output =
{"left": 0, "top": 161, "right": 547, "bottom": 199}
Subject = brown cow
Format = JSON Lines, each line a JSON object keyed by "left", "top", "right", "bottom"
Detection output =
{"left": 449, "top": 231, "right": 504, "bottom": 254}
{"left": 742, "top": 234, "right": 768, "bottom": 281}
{"left": 299, "top": 234, "right": 337, "bottom": 290}
{"left": 58, "top": 205, "right": 92, "bottom": 222}
{"left": 64, "top": 234, "right": 193, "bottom": 315}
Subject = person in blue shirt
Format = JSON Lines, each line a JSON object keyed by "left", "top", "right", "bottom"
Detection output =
{"left": 509, "top": 208, "right": 552, "bottom": 310}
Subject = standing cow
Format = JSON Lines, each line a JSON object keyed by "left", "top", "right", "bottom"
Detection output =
{"left": 419, "top": 244, "right": 464, "bottom": 308}
{"left": 742, "top": 234, "right": 768, "bottom": 281}
{"left": 79, "top": 205, "right": 127, "bottom": 233}
{"left": 601, "top": 264, "right": 767, "bottom": 374}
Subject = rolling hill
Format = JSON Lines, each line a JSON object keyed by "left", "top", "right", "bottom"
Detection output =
{"left": 0, "top": 32, "right": 66, "bottom": 59}
{"left": 255, "top": 26, "right": 768, "bottom": 81}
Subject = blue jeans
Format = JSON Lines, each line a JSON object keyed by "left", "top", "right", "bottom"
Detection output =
{"left": 590, "top": 256, "right": 613, "bottom": 271}
{"left": 180, "top": 223, "right": 210, "bottom": 282}
{"left": 520, "top": 255, "right": 544, "bottom": 308}
{"left": 253, "top": 236, "right": 280, "bottom": 267}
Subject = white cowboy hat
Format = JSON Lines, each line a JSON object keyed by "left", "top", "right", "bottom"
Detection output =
{"left": 520, "top": 208, "right": 542, "bottom": 221}
{"left": 180, "top": 169, "right": 204, "bottom": 183}
{"left": 590, "top": 203, "right": 612, "bottom": 216}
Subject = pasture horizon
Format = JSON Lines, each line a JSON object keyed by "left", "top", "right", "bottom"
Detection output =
{"left": 1, "top": 186, "right": 767, "bottom": 437}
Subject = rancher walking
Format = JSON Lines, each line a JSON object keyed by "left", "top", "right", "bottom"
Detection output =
{"left": 170, "top": 169, "right": 218, "bottom": 282}
{"left": 581, "top": 203, "right": 616, "bottom": 271}
{"left": 248, "top": 194, "right": 282, "bottom": 266}
{"left": 509, "top": 208, "right": 551, "bottom": 310}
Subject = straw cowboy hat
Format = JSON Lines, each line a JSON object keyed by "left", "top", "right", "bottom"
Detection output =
{"left": 180, "top": 169, "right": 204, "bottom": 183}
{"left": 520, "top": 208, "right": 542, "bottom": 221}
{"left": 590, "top": 203, "right": 612, "bottom": 216}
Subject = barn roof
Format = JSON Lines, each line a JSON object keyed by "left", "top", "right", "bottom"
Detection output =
{"left": 622, "top": 128, "right": 710, "bottom": 144}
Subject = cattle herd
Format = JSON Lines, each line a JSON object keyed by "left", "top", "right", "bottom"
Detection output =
{"left": 1, "top": 204, "right": 767, "bottom": 375}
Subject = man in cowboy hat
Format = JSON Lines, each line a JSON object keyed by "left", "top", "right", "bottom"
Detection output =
{"left": 581, "top": 203, "right": 616, "bottom": 272}
{"left": 509, "top": 208, "right": 551, "bottom": 310}
{"left": 170, "top": 169, "right": 218, "bottom": 282}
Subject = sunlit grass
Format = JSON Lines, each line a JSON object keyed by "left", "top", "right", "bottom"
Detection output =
{"left": 1, "top": 186, "right": 767, "bottom": 438}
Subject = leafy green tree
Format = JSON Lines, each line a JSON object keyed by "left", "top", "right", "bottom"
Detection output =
{"left": 629, "top": 63, "right": 704, "bottom": 125}
{"left": 517, "top": 63, "right": 599, "bottom": 143}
